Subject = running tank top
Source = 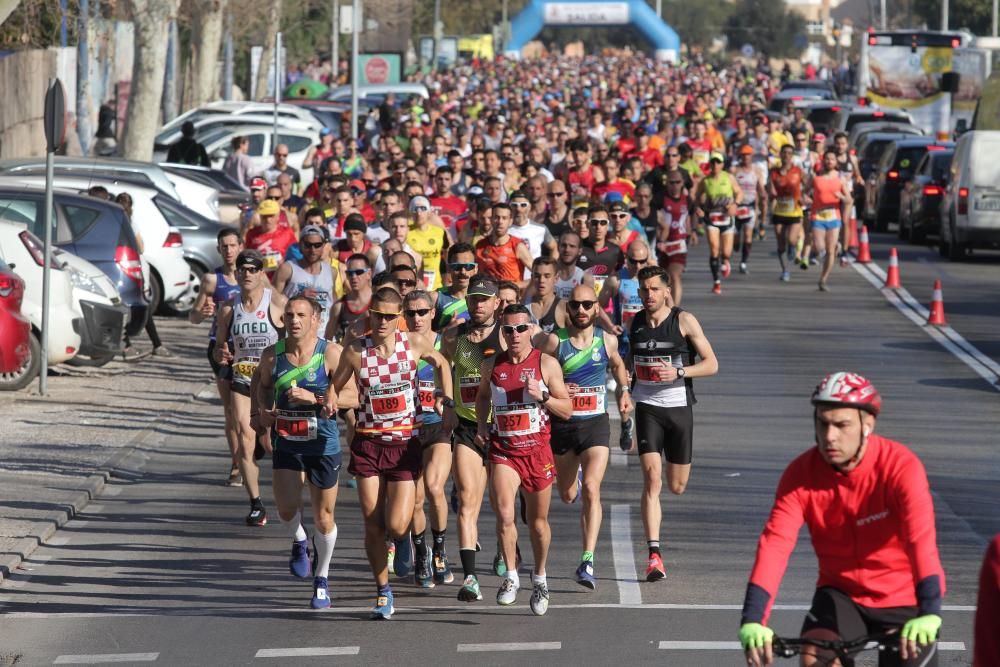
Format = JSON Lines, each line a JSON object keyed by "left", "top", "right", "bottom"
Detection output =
{"left": 553, "top": 328, "right": 610, "bottom": 421}
{"left": 474, "top": 236, "right": 526, "bottom": 283}
{"left": 661, "top": 197, "right": 689, "bottom": 258}
{"left": 554, "top": 266, "right": 586, "bottom": 300}
{"left": 529, "top": 296, "right": 561, "bottom": 335}
{"left": 633, "top": 207, "right": 659, "bottom": 241}
{"left": 355, "top": 330, "right": 419, "bottom": 444}
{"left": 811, "top": 172, "right": 843, "bottom": 220}
{"left": 489, "top": 348, "right": 550, "bottom": 453}
{"left": 336, "top": 295, "right": 369, "bottom": 342}
{"left": 770, "top": 166, "right": 804, "bottom": 218}
{"left": 434, "top": 290, "right": 469, "bottom": 330}
{"left": 283, "top": 262, "right": 336, "bottom": 334}
{"left": 416, "top": 334, "right": 443, "bottom": 426}
{"left": 615, "top": 268, "right": 643, "bottom": 329}
{"left": 209, "top": 268, "right": 241, "bottom": 341}
{"left": 702, "top": 173, "right": 735, "bottom": 209}
{"left": 272, "top": 339, "right": 340, "bottom": 456}
{"left": 230, "top": 289, "right": 282, "bottom": 388}
{"left": 733, "top": 167, "right": 759, "bottom": 205}
{"left": 628, "top": 306, "right": 695, "bottom": 408}
{"left": 453, "top": 321, "right": 503, "bottom": 422}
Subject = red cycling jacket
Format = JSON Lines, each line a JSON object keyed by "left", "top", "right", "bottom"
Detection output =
{"left": 742, "top": 434, "right": 945, "bottom": 625}
{"left": 974, "top": 535, "right": 1000, "bottom": 667}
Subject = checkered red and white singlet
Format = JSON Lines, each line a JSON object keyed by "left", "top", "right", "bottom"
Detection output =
{"left": 355, "top": 330, "right": 420, "bottom": 444}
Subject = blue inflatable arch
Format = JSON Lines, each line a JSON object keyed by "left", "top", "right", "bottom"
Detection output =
{"left": 506, "top": 0, "right": 681, "bottom": 62}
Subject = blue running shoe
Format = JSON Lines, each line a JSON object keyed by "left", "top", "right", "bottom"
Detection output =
{"left": 289, "top": 539, "right": 311, "bottom": 579}
{"left": 492, "top": 549, "right": 507, "bottom": 577}
{"left": 575, "top": 560, "right": 597, "bottom": 590}
{"left": 370, "top": 589, "right": 394, "bottom": 620}
{"left": 619, "top": 418, "right": 634, "bottom": 451}
{"left": 311, "top": 577, "right": 331, "bottom": 609}
{"left": 393, "top": 535, "right": 412, "bottom": 578}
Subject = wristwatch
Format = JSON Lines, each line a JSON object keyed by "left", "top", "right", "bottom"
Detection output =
{"left": 540, "top": 390, "right": 550, "bottom": 404}
{"left": 441, "top": 397, "right": 455, "bottom": 409}
{"left": 676, "top": 368, "right": 686, "bottom": 379}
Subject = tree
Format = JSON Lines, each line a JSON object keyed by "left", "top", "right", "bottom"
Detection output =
{"left": 189, "top": 0, "right": 227, "bottom": 107}
{"left": 914, "top": 0, "right": 991, "bottom": 34}
{"left": 724, "top": 0, "right": 806, "bottom": 59}
{"left": 120, "top": 0, "right": 181, "bottom": 161}
{"left": 253, "top": 0, "right": 281, "bottom": 101}
{"left": 663, "top": 0, "right": 733, "bottom": 51}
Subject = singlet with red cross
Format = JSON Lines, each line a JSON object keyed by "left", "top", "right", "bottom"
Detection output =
{"left": 488, "top": 348, "right": 550, "bottom": 455}
{"left": 355, "top": 331, "right": 419, "bottom": 444}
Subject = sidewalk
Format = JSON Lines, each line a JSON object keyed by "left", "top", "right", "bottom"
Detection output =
{"left": 0, "top": 318, "right": 216, "bottom": 583}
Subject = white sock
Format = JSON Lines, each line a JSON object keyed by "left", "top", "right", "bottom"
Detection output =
{"left": 507, "top": 570, "right": 520, "bottom": 588}
{"left": 314, "top": 524, "right": 338, "bottom": 579}
{"left": 533, "top": 572, "right": 547, "bottom": 586}
{"left": 281, "top": 511, "right": 307, "bottom": 542}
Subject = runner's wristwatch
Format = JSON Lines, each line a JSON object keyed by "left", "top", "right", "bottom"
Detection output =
{"left": 540, "top": 391, "right": 551, "bottom": 404}
{"left": 677, "top": 368, "right": 686, "bottom": 378}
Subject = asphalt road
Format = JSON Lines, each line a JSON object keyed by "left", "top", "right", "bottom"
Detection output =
{"left": 0, "top": 239, "right": 996, "bottom": 666}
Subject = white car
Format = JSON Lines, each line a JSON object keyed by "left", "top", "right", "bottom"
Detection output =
{"left": 201, "top": 124, "right": 316, "bottom": 187}
{"left": 162, "top": 169, "right": 222, "bottom": 222}
{"left": 940, "top": 130, "right": 1000, "bottom": 260}
{"left": 159, "top": 101, "right": 322, "bottom": 138}
{"left": 152, "top": 114, "right": 320, "bottom": 163}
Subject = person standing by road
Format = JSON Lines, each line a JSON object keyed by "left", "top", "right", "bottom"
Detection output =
{"left": 739, "top": 373, "right": 945, "bottom": 667}
{"left": 166, "top": 121, "right": 209, "bottom": 167}
{"left": 223, "top": 136, "right": 256, "bottom": 192}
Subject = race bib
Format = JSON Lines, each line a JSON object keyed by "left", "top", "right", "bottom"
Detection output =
{"left": 664, "top": 239, "right": 687, "bottom": 256}
{"left": 422, "top": 270, "right": 436, "bottom": 291}
{"left": 775, "top": 197, "right": 795, "bottom": 215}
{"left": 708, "top": 211, "right": 730, "bottom": 227}
{"left": 276, "top": 409, "right": 318, "bottom": 442}
{"left": 262, "top": 250, "right": 281, "bottom": 270}
{"left": 635, "top": 356, "right": 674, "bottom": 385}
{"left": 622, "top": 303, "right": 642, "bottom": 328}
{"left": 369, "top": 381, "right": 415, "bottom": 421}
{"left": 593, "top": 275, "right": 608, "bottom": 295}
{"left": 815, "top": 207, "right": 839, "bottom": 222}
{"left": 571, "top": 386, "right": 606, "bottom": 417}
{"left": 418, "top": 380, "right": 437, "bottom": 413}
{"left": 734, "top": 206, "right": 753, "bottom": 219}
{"left": 459, "top": 376, "right": 480, "bottom": 406}
{"left": 693, "top": 149, "right": 710, "bottom": 165}
{"left": 233, "top": 357, "right": 259, "bottom": 382}
{"left": 494, "top": 403, "right": 542, "bottom": 438}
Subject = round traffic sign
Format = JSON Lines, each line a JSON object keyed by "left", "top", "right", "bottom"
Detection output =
{"left": 741, "top": 43, "right": 755, "bottom": 58}
{"left": 365, "top": 57, "right": 389, "bottom": 85}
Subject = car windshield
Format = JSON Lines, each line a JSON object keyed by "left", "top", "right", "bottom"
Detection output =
{"left": 894, "top": 146, "right": 930, "bottom": 174}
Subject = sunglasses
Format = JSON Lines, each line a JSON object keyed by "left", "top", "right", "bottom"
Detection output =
{"left": 237, "top": 266, "right": 261, "bottom": 274}
{"left": 404, "top": 308, "right": 431, "bottom": 318}
{"left": 547, "top": 192, "right": 566, "bottom": 197}
{"left": 589, "top": 219, "right": 610, "bottom": 226}
{"left": 267, "top": 195, "right": 281, "bottom": 200}
{"left": 449, "top": 262, "right": 476, "bottom": 271}
{"left": 396, "top": 278, "right": 418, "bottom": 288}
{"left": 370, "top": 310, "right": 400, "bottom": 321}
{"left": 302, "top": 241, "right": 325, "bottom": 249}
{"left": 345, "top": 268, "right": 369, "bottom": 277}
{"left": 568, "top": 300, "right": 596, "bottom": 310}
{"left": 611, "top": 212, "right": 629, "bottom": 219}
{"left": 412, "top": 206, "right": 429, "bottom": 212}
{"left": 501, "top": 323, "right": 531, "bottom": 335}
{"left": 511, "top": 202, "right": 529, "bottom": 208}
{"left": 627, "top": 256, "right": 648, "bottom": 264}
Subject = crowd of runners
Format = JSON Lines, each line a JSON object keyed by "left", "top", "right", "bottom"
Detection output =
{"left": 180, "top": 54, "right": 969, "bottom": 665}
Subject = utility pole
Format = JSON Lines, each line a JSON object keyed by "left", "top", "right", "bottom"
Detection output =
{"left": 77, "top": 0, "right": 91, "bottom": 155}
{"left": 350, "top": 0, "right": 360, "bottom": 141}
{"left": 273, "top": 31, "right": 282, "bottom": 149}
{"left": 223, "top": 15, "right": 233, "bottom": 101}
{"left": 162, "top": 20, "right": 178, "bottom": 125}
{"left": 941, "top": 0, "right": 948, "bottom": 31}
{"left": 332, "top": 0, "right": 340, "bottom": 86}
{"left": 433, "top": 0, "right": 441, "bottom": 71}
{"left": 656, "top": 0, "right": 662, "bottom": 20}
{"left": 880, "top": 0, "right": 887, "bottom": 30}
{"left": 501, "top": 0, "right": 508, "bottom": 53}
{"left": 994, "top": 0, "right": 998, "bottom": 37}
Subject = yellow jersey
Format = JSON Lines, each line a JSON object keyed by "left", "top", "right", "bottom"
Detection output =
{"left": 407, "top": 223, "right": 447, "bottom": 290}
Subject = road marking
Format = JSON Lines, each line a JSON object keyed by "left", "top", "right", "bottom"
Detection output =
{"left": 610, "top": 504, "right": 642, "bottom": 605}
{"left": 47, "top": 537, "right": 71, "bottom": 546}
{"left": 86, "top": 505, "right": 105, "bottom": 514}
{"left": 54, "top": 654, "right": 159, "bottom": 664}
{"left": 101, "top": 486, "right": 123, "bottom": 497}
{"left": 255, "top": 647, "right": 360, "bottom": 658}
{"left": 658, "top": 641, "right": 966, "bottom": 651}
{"left": 457, "top": 642, "right": 561, "bottom": 652}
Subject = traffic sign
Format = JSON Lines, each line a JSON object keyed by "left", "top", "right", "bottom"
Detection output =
{"left": 741, "top": 43, "right": 754, "bottom": 58}
{"left": 43, "top": 79, "right": 66, "bottom": 153}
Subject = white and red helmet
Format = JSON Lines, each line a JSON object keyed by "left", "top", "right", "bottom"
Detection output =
{"left": 811, "top": 372, "right": 882, "bottom": 416}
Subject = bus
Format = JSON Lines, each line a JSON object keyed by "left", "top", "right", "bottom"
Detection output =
{"left": 860, "top": 30, "right": 989, "bottom": 139}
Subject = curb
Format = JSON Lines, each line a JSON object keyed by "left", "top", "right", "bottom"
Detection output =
{"left": 0, "top": 378, "right": 215, "bottom": 585}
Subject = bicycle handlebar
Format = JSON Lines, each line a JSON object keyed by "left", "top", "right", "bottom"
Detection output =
{"left": 772, "top": 633, "right": 900, "bottom": 660}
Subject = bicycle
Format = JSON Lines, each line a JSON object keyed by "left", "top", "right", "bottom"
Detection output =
{"left": 770, "top": 632, "right": 901, "bottom": 667}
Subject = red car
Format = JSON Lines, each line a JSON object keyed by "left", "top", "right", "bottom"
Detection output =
{"left": 0, "top": 257, "right": 32, "bottom": 383}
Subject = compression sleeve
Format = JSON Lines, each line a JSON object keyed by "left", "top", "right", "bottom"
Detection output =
{"left": 893, "top": 450, "right": 946, "bottom": 615}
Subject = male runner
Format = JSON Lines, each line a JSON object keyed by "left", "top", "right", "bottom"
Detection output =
{"left": 732, "top": 145, "right": 767, "bottom": 274}
{"left": 740, "top": 373, "right": 944, "bottom": 667}
{"left": 628, "top": 266, "right": 718, "bottom": 580}
{"left": 553, "top": 231, "right": 595, "bottom": 300}
{"left": 273, "top": 225, "right": 336, "bottom": 335}
{"left": 476, "top": 304, "right": 573, "bottom": 616}
{"left": 214, "top": 250, "right": 287, "bottom": 526}
{"left": 580, "top": 205, "right": 623, "bottom": 300}
{"left": 693, "top": 152, "right": 742, "bottom": 294}
{"left": 770, "top": 143, "right": 807, "bottom": 280}
{"left": 657, "top": 170, "right": 693, "bottom": 305}
{"left": 244, "top": 199, "right": 298, "bottom": 280}
{"left": 408, "top": 196, "right": 450, "bottom": 290}
{"left": 525, "top": 257, "right": 568, "bottom": 335}
{"left": 326, "top": 253, "right": 371, "bottom": 342}
{"left": 431, "top": 242, "right": 476, "bottom": 331}
{"left": 539, "top": 285, "right": 631, "bottom": 589}
{"left": 474, "top": 203, "right": 534, "bottom": 288}
{"left": 327, "top": 287, "right": 450, "bottom": 619}
{"left": 253, "top": 295, "right": 343, "bottom": 609}
{"left": 189, "top": 228, "right": 243, "bottom": 485}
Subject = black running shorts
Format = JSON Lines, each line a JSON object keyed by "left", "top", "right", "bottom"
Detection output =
{"left": 550, "top": 414, "right": 611, "bottom": 456}
{"left": 206, "top": 340, "right": 232, "bottom": 381}
{"left": 272, "top": 450, "right": 342, "bottom": 490}
{"left": 452, "top": 417, "right": 487, "bottom": 463}
{"left": 635, "top": 402, "right": 693, "bottom": 464}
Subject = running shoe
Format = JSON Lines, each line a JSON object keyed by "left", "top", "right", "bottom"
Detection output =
{"left": 492, "top": 549, "right": 507, "bottom": 577}
{"left": 619, "top": 417, "right": 634, "bottom": 451}
{"left": 818, "top": 282, "right": 830, "bottom": 292}
{"left": 575, "top": 560, "right": 597, "bottom": 590}
{"left": 344, "top": 477, "right": 357, "bottom": 489}
{"left": 809, "top": 256, "right": 819, "bottom": 266}
{"left": 225, "top": 469, "right": 242, "bottom": 487}
{"left": 457, "top": 574, "right": 482, "bottom": 602}
{"left": 711, "top": 282, "right": 722, "bottom": 295}
{"left": 370, "top": 590, "right": 394, "bottom": 620}
{"left": 721, "top": 260, "right": 731, "bottom": 278}
{"left": 386, "top": 542, "right": 396, "bottom": 575}
{"left": 246, "top": 506, "right": 267, "bottom": 527}
{"left": 530, "top": 580, "right": 550, "bottom": 616}
{"left": 799, "top": 257, "right": 809, "bottom": 270}
{"left": 496, "top": 576, "right": 519, "bottom": 605}
{"left": 414, "top": 554, "right": 435, "bottom": 589}
{"left": 393, "top": 535, "right": 412, "bottom": 577}
{"left": 289, "top": 539, "right": 311, "bottom": 578}
{"left": 432, "top": 553, "right": 455, "bottom": 584}
{"left": 311, "top": 576, "right": 331, "bottom": 609}
{"left": 739, "top": 261, "right": 748, "bottom": 274}
{"left": 780, "top": 271, "right": 791, "bottom": 282}
{"left": 646, "top": 553, "right": 666, "bottom": 582}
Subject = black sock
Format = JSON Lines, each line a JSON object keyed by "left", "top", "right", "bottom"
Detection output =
{"left": 709, "top": 256, "right": 721, "bottom": 282}
{"left": 648, "top": 540, "right": 661, "bottom": 557}
{"left": 742, "top": 241, "right": 752, "bottom": 263}
{"left": 432, "top": 529, "right": 447, "bottom": 555}
{"left": 413, "top": 530, "right": 428, "bottom": 561}
{"left": 250, "top": 496, "right": 263, "bottom": 509}
{"left": 459, "top": 548, "right": 476, "bottom": 578}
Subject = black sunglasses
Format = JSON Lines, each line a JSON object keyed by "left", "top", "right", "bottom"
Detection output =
{"left": 627, "top": 256, "right": 648, "bottom": 264}
{"left": 345, "top": 268, "right": 369, "bottom": 277}
{"left": 302, "top": 241, "right": 325, "bottom": 249}
{"left": 404, "top": 308, "right": 431, "bottom": 318}
{"left": 237, "top": 266, "right": 261, "bottom": 274}
{"left": 547, "top": 192, "right": 566, "bottom": 197}
{"left": 589, "top": 219, "right": 610, "bottom": 226}
{"left": 501, "top": 323, "right": 531, "bottom": 335}
{"left": 396, "top": 278, "right": 418, "bottom": 288}
{"left": 568, "top": 300, "right": 596, "bottom": 310}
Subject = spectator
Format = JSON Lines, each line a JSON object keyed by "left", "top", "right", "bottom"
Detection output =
{"left": 166, "top": 121, "right": 210, "bottom": 167}
{"left": 223, "top": 136, "right": 255, "bottom": 191}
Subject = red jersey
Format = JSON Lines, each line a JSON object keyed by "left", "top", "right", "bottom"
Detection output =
{"left": 593, "top": 179, "right": 636, "bottom": 203}
{"left": 244, "top": 225, "right": 298, "bottom": 279}
{"left": 662, "top": 196, "right": 689, "bottom": 242}
{"left": 474, "top": 235, "right": 526, "bottom": 283}
{"left": 745, "top": 435, "right": 945, "bottom": 624}
{"left": 354, "top": 331, "right": 419, "bottom": 444}
{"left": 429, "top": 194, "right": 468, "bottom": 237}
{"left": 686, "top": 138, "right": 712, "bottom": 171}
{"left": 489, "top": 348, "right": 549, "bottom": 454}
{"left": 616, "top": 137, "right": 637, "bottom": 158}
{"left": 638, "top": 147, "right": 665, "bottom": 170}
{"left": 975, "top": 535, "right": 1000, "bottom": 667}
{"left": 336, "top": 237, "right": 372, "bottom": 265}
{"left": 569, "top": 164, "right": 596, "bottom": 197}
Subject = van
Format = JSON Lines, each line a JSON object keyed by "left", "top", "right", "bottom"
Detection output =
{"left": 939, "top": 130, "right": 1000, "bottom": 259}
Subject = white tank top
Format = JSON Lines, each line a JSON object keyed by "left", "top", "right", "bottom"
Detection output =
{"left": 554, "top": 266, "right": 585, "bottom": 300}
{"left": 283, "top": 261, "right": 335, "bottom": 334}
{"left": 230, "top": 288, "right": 280, "bottom": 387}
{"left": 733, "top": 167, "right": 759, "bottom": 204}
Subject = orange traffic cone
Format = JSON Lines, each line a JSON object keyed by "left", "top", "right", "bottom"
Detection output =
{"left": 856, "top": 225, "right": 872, "bottom": 263}
{"left": 884, "top": 247, "right": 901, "bottom": 288}
{"left": 848, "top": 217, "right": 859, "bottom": 250}
{"left": 926, "top": 280, "right": 947, "bottom": 326}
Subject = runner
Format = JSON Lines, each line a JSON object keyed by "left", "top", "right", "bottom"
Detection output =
{"left": 731, "top": 145, "right": 767, "bottom": 274}
{"left": 326, "top": 286, "right": 450, "bottom": 619}
{"left": 430, "top": 242, "right": 476, "bottom": 331}
{"left": 740, "top": 373, "right": 944, "bottom": 667}
{"left": 833, "top": 131, "right": 862, "bottom": 267}
{"left": 475, "top": 303, "right": 574, "bottom": 615}
{"left": 273, "top": 225, "right": 336, "bottom": 335}
{"left": 326, "top": 253, "right": 371, "bottom": 342}
{"left": 628, "top": 265, "right": 718, "bottom": 581}
{"left": 656, "top": 169, "right": 694, "bottom": 306}
{"left": 252, "top": 295, "right": 343, "bottom": 609}
{"left": 809, "top": 150, "right": 852, "bottom": 292}
{"left": 244, "top": 199, "right": 299, "bottom": 280}
{"left": 474, "top": 203, "right": 534, "bottom": 288}
{"left": 769, "top": 144, "right": 807, "bottom": 281}
{"left": 525, "top": 257, "right": 568, "bottom": 335}
{"left": 407, "top": 196, "right": 450, "bottom": 290}
{"left": 213, "top": 250, "right": 287, "bottom": 526}
{"left": 578, "top": 205, "right": 623, "bottom": 301}
{"left": 189, "top": 228, "right": 243, "bottom": 486}
{"left": 692, "top": 152, "right": 742, "bottom": 294}
{"left": 539, "top": 285, "right": 631, "bottom": 590}
{"left": 552, "top": 231, "right": 594, "bottom": 300}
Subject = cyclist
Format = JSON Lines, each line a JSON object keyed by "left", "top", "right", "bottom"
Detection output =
{"left": 693, "top": 152, "right": 742, "bottom": 294}
{"left": 740, "top": 372, "right": 945, "bottom": 667}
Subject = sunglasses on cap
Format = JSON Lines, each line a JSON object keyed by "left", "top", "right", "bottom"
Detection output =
{"left": 501, "top": 323, "right": 531, "bottom": 335}
{"left": 404, "top": 308, "right": 432, "bottom": 318}
{"left": 345, "top": 268, "right": 369, "bottom": 277}
{"left": 589, "top": 218, "right": 610, "bottom": 226}
{"left": 449, "top": 262, "right": 476, "bottom": 271}
{"left": 568, "top": 300, "right": 596, "bottom": 310}
{"left": 369, "top": 309, "right": 400, "bottom": 321}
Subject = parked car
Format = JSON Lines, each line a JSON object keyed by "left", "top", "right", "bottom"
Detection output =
{"left": 828, "top": 108, "right": 915, "bottom": 137}
{"left": 158, "top": 101, "right": 323, "bottom": 138}
{"left": 201, "top": 124, "right": 316, "bottom": 186}
{"left": 848, "top": 121, "right": 924, "bottom": 149}
{"left": 326, "top": 82, "right": 429, "bottom": 104}
{"left": 864, "top": 138, "right": 953, "bottom": 231}
{"left": 768, "top": 88, "right": 836, "bottom": 113}
{"left": 0, "top": 256, "right": 31, "bottom": 378}
{"left": 153, "top": 114, "right": 319, "bottom": 161}
{"left": 792, "top": 100, "right": 858, "bottom": 137}
{"left": 939, "top": 130, "right": 1000, "bottom": 260}
{"left": 0, "top": 185, "right": 148, "bottom": 335}
{"left": 159, "top": 163, "right": 249, "bottom": 225}
{"left": 780, "top": 79, "right": 839, "bottom": 96}
{"left": 898, "top": 149, "right": 954, "bottom": 244}
{"left": 153, "top": 195, "right": 227, "bottom": 301}
{"left": 855, "top": 132, "right": 923, "bottom": 183}
{"left": 282, "top": 100, "right": 353, "bottom": 134}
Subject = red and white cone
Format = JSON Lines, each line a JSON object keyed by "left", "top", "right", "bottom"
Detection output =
{"left": 856, "top": 225, "right": 872, "bottom": 263}
{"left": 926, "top": 280, "right": 946, "bottom": 326}
{"left": 884, "top": 247, "right": 901, "bottom": 289}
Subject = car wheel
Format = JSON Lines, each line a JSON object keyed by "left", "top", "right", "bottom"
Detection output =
{"left": 149, "top": 270, "right": 163, "bottom": 315}
{"left": 946, "top": 222, "right": 966, "bottom": 261}
{"left": 0, "top": 330, "right": 41, "bottom": 391}
{"left": 160, "top": 260, "right": 204, "bottom": 317}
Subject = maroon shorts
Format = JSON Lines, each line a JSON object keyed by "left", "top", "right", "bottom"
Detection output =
{"left": 349, "top": 435, "right": 422, "bottom": 482}
{"left": 488, "top": 443, "right": 555, "bottom": 494}
{"left": 658, "top": 252, "right": 687, "bottom": 268}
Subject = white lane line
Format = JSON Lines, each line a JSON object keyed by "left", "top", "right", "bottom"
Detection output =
{"left": 101, "top": 486, "right": 123, "bottom": 497}
{"left": 255, "top": 647, "right": 360, "bottom": 658}
{"left": 658, "top": 641, "right": 966, "bottom": 651}
{"left": 85, "top": 505, "right": 105, "bottom": 514}
{"left": 47, "top": 537, "right": 71, "bottom": 546}
{"left": 54, "top": 654, "right": 159, "bottom": 664}
{"left": 610, "top": 504, "right": 642, "bottom": 605}
{"left": 457, "top": 642, "right": 561, "bottom": 652}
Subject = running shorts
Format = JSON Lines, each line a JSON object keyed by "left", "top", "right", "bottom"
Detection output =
{"left": 419, "top": 410, "right": 458, "bottom": 449}
{"left": 452, "top": 417, "right": 487, "bottom": 463}
{"left": 812, "top": 217, "right": 842, "bottom": 231}
{"left": 550, "top": 414, "right": 611, "bottom": 456}
{"left": 273, "top": 450, "right": 342, "bottom": 489}
{"left": 349, "top": 436, "right": 422, "bottom": 482}
{"left": 735, "top": 210, "right": 756, "bottom": 231}
{"left": 489, "top": 445, "right": 555, "bottom": 493}
{"left": 635, "top": 402, "right": 693, "bottom": 464}
{"left": 772, "top": 213, "right": 802, "bottom": 226}
{"left": 658, "top": 251, "right": 687, "bottom": 269}
{"left": 206, "top": 340, "right": 232, "bottom": 381}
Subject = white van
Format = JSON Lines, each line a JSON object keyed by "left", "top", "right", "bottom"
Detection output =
{"left": 939, "top": 130, "right": 1000, "bottom": 260}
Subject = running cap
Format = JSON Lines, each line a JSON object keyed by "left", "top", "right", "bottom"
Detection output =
{"left": 709, "top": 151, "right": 726, "bottom": 163}
{"left": 409, "top": 195, "right": 431, "bottom": 211}
{"left": 257, "top": 199, "right": 280, "bottom": 216}
{"left": 236, "top": 249, "right": 264, "bottom": 269}
{"left": 343, "top": 213, "right": 366, "bottom": 234}
{"left": 467, "top": 275, "right": 499, "bottom": 298}
{"left": 739, "top": 144, "right": 754, "bottom": 155}
{"left": 249, "top": 177, "right": 268, "bottom": 191}
{"left": 299, "top": 224, "right": 328, "bottom": 241}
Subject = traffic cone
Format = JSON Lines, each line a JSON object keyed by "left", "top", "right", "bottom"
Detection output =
{"left": 848, "top": 216, "right": 859, "bottom": 250}
{"left": 856, "top": 225, "right": 872, "bottom": 263}
{"left": 884, "top": 247, "right": 901, "bottom": 289}
{"left": 926, "top": 280, "right": 947, "bottom": 326}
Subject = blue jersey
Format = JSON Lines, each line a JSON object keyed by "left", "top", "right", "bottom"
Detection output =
{"left": 554, "top": 327, "right": 610, "bottom": 421}
{"left": 434, "top": 290, "right": 470, "bottom": 331}
{"left": 614, "top": 267, "right": 642, "bottom": 329}
{"left": 416, "top": 334, "right": 443, "bottom": 424}
{"left": 272, "top": 339, "right": 340, "bottom": 456}
{"left": 209, "top": 268, "right": 241, "bottom": 340}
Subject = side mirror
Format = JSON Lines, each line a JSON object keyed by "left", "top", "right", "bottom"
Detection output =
{"left": 210, "top": 148, "right": 227, "bottom": 161}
